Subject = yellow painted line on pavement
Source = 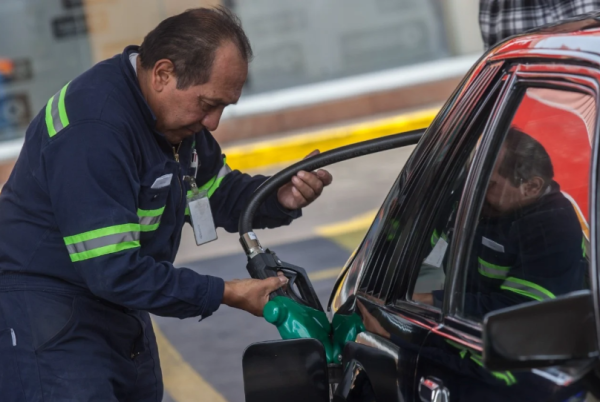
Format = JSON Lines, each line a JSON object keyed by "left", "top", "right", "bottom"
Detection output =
{"left": 308, "top": 210, "right": 382, "bottom": 282}
{"left": 224, "top": 108, "right": 437, "bottom": 171}
{"left": 153, "top": 322, "right": 228, "bottom": 402}
{"left": 309, "top": 267, "right": 343, "bottom": 282}
{"left": 315, "top": 209, "right": 377, "bottom": 237}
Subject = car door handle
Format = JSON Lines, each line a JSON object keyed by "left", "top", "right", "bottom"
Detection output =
{"left": 419, "top": 376, "right": 450, "bottom": 402}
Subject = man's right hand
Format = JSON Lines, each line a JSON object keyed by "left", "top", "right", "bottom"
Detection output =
{"left": 222, "top": 276, "right": 288, "bottom": 316}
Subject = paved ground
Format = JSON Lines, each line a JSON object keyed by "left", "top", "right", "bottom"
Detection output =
{"left": 155, "top": 147, "right": 413, "bottom": 402}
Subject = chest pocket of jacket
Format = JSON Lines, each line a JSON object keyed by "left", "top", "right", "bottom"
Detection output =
{"left": 137, "top": 173, "right": 172, "bottom": 235}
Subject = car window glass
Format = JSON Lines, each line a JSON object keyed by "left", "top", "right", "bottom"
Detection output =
{"left": 459, "top": 87, "right": 593, "bottom": 321}
{"left": 408, "top": 136, "right": 481, "bottom": 305}
{"left": 407, "top": 79, "right": 505, "bottom": 306}
{"left": 358, "top": 179, "right": 406, "bottom": 300}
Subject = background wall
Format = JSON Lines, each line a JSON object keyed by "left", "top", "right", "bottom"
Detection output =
{"left": 0, "top": 0, "right": 482, "bottom": 144}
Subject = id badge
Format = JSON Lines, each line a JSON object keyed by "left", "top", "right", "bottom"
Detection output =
{"left": 185, "top": 177, "right": 218, "bottom": 246}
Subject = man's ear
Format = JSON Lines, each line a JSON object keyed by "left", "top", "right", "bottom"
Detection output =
{"left": 522, "top": 176, "right": 544, "bottom": 197}
{"left": 151, "top": 59, "right": 176, "bottom": 92}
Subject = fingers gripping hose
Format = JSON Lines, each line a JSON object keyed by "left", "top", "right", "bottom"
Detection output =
{"left": 238, "top": 129, "right": 425, "bottom": 312}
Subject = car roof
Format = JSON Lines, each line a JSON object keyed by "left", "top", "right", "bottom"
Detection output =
{"left": 490, "top": 12, "right": 600, "bottom": 58}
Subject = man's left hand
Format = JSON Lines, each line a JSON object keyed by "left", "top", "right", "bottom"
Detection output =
{"left": 277, "top": 150, "right": 333, "bottom": 210}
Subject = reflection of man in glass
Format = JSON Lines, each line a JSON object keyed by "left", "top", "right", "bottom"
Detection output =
{"left": 415, "top": 128, "right": 587, "bottom": 320}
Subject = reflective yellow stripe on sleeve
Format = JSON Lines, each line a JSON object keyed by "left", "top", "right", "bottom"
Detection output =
{"left": 45, "top": 82, "right": 71, "bottom": 137}
{"left": 198, "top": 159, "right": 232, "bottom": 197}
{"left": 63, "top": 223, "right": 140, "bottom": 262}
{"left": 138, "top": 206, "right": 165, "bottom": 232}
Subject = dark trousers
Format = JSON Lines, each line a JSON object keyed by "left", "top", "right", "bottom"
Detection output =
{"left": 0, "top": 288, "right": 163, "bottom": 401}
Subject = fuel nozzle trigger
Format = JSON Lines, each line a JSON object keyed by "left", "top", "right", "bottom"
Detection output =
{"left": 245, "top": 249, "right": 323, "bottom": 312}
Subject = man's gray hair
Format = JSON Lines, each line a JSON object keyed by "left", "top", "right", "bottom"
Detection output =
{"left": 138, "top": 6, "right": 253, "bottom": 89}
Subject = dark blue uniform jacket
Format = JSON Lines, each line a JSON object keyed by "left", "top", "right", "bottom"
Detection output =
{"left": 0, "top": 46, "right": 300, "bottom": 319}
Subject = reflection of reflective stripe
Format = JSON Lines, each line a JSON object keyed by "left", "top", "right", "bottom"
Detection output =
{"left": 430, "top": 229, "right": 448, "bottom": 247}
{"left": 477, "top": 258, "right": 510, "bottom": 279}
{"left": 470, "top": 354, "right": 517, "bottom": 386}
{"left": 501, "top": 277, "right": 555, "bottom": 301}
{"left": 138, "top": 206, "right": 165, "bottom": 232}
{"left": 63, "top": 223, "right": 140, "bottom": 262}
{"left": 446, "top": 340, "right": 516, "bottom": 386}
{"left": 431, "top": 230, "right": 439, "bottom": 247}
{"left": 45, "top": 82, "right": 70, "bottom": 137}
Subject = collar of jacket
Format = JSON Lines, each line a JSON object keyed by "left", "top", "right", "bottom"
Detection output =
{"left": 120, "top": 45, "right": 184, "bottom": 153}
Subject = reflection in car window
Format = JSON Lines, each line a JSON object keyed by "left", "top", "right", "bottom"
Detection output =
{"left": 356, "top": 63, "right": 504, "bottom": 304}
{"left": 410, "top": 144, "right": 479, "bottom": 297}
{"left": 409, "top": 97, "right": 497, "bottom": 305}
{"left": 459, "top": 87, "right": 593, "bottom": 321}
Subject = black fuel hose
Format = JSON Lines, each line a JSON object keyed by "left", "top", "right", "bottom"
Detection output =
{"left": 238, "top": 128, "right": 425, "bottom": 236}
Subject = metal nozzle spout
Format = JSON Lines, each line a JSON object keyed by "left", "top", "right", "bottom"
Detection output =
{"left": 240, "top": 232, "right": 265, "bottom": 258}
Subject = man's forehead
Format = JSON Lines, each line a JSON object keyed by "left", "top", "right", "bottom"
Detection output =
{"left": 197, "top": 88, "right": 241, "bottom": 106}
{"left": 199, "top": 67, "right": 246, "bottom": 105}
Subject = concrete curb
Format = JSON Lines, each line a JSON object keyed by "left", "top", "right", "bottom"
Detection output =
{"left": 224, "top": 108, "right": 438, "bottom": 171}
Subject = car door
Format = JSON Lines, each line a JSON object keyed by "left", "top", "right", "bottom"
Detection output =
{"left": 409, "top": 61, "right": 598, "bottom": 402}
{"left": 329, "top": 60, "right": 508, "bottom": 402}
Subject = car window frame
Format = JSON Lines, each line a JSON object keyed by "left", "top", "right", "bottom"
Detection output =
{"left": 593, "top": 90, "right": 600, "bottom": 353}
{"left": 441, "top": 63, "right": 600, "bottom": 343}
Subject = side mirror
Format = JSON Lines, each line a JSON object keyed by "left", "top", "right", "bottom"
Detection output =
{"left": 242, "top": 338, "right": 329, "bottom": 402}
{"left": 483, "top": 290, "right": 599, "bottom": 371}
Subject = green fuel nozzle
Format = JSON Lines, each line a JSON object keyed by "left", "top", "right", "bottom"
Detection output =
{"left": 241, "top": 241, "right": 364, "bottom": 364}
{"left": 262, "top": 296, "right": 365, "bottom": 364}
{"left": 263, "top": 296, "right": 335, "bottom": 362}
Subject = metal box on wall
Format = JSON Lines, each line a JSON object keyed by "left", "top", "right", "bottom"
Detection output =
{"left": 0, "top": 0, "right": 92, "bottom": 141}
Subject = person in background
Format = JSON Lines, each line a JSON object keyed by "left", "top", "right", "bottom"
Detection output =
{"left": 479, "top": 0, "right": 600, "bottom": 49}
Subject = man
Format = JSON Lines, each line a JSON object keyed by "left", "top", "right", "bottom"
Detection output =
{"left": 479, "top": 0, "right": 600, "bottom": 49}
{"left": 0, "top": 7, "right": 332, "bottom": 402}
{"left": 415, "top": 128, "right": 587, "bottom": 319}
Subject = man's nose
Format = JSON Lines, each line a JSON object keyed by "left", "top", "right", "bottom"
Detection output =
{"left": 201, "top": 109, "right": 224, "bottom": 132}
